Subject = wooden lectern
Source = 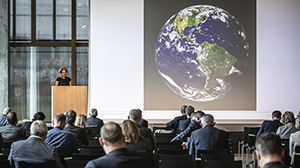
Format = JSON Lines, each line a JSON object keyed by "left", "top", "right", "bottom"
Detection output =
{"left": 52, "top": 86, "right": 88, "bottom": 121}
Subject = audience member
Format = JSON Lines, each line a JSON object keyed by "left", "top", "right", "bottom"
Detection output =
{"left": 289, "top": 116, "right": 300, "bottom": 165}
{"left": 64, "top": 110, "right": 89, "bottom": 145}
{"left": 8, "top": 120, "right": 62, "bottom": 168}
{"left": 76, "top": 114, "right": 91, "bottom": 135}
{"left": 166, "top": 105, "right": 187, "bottom": 129}
{"left": 138, "top": 109, "right": 148, "bottom": 128}
{"left": 22, "top": 112, "right": 46, "bottom": 137}
{"left": 85, "top": 122, "right": 153, "bottom": 168}
{"left": 276, "top": 111, "right": 296, "bottom": 139}
{"left": 122, "top": 120, "right": 152, "bottom": 154}
{"left": 86, "top": 108, "right": 104, "bottom": 128}
{"left": 178, "top": 106, "right": 194, "bottom": 132}
{"left": 171, "top": 111, "right": 205, "bottom": 142}
{"left": 256, "top": 110, "right": 283, "bottom": 137}
{"left": 189, "top": 114, "right": 229, "bottom": 160}
{"left": 0, "top": 111, "right": 25, "bottom": 141}
{"left": 128, "top": 109, "right": 155, "bottom": 149}
{"left": 45, "top": 113, "right": 77, "bottom": 154}
{"left": 0, "top": 107, "right": 11, "bottom": 126}
{"left": 255, "top": 132, "right": 285, "bottom": 168}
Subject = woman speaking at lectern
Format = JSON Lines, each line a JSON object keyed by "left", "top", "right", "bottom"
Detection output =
{"left": 55, "top": 67, "right": 72, "bottom": 86}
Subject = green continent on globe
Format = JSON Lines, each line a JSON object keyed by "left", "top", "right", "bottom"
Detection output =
{"left": 197, "top": 42, "right": 237, "bottom": 93}
{"left": 173, "top": 9, "right": 208, "bottom": 43}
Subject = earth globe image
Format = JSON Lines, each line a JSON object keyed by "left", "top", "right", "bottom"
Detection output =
{"left": 155, "top": 5, "right": 249, "bottom": 102}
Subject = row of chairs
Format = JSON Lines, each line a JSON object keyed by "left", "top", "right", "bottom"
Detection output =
{"left": 152, "top": 127, "right": 241, "bottom": 168}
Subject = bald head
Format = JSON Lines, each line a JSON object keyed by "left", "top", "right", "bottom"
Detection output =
{"left": 128, "top": 109, "right": 141, "bottom": 123}
{"left": 3, "top": 107, "right": 11, "bottom": 115}
{"left": 101, "top": 122, "right": 123, "bottom": 144}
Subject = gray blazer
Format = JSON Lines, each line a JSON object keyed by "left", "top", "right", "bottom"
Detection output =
{"left": 86, "top": 116, "right": 104, "bottom": 128}
{"left": 8, "top": 136, "right": 62, "bottom": 168}
{"left": 289, "top": 131, "right": 300, "bottom": 164}
{"left": 276, "top": 122, "right": 297, "bottom": 139}
{"left": 0, "top": 124, "right": 25, "bottom": 140}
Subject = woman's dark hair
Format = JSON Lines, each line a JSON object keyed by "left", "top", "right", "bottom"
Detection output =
{"left": 33, "top": 112, "right": 46, "bottom": 121}
{"left": 59, "top": 67, "right": 68, "bottom": 73}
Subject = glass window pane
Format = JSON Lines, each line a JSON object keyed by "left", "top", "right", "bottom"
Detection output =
{"left": 10, "top": 47, "right": 72, "bottom": 122}
{"left": 10, "top": 0, "right": 13, "bottom": 40}
{"left": 77, "top": 0, "right": 89, "bottom": 40}
{"left": 36, "top": 0, "right": 53, "bottom": 40}
{"left": 56, "top": 0, "right": 71, "bottom": 40}
{"left": 76, "top": 47, "right": 89, "bottom": 85}
{"left": 15, "top": 0, "right": 31, "bottom": 40}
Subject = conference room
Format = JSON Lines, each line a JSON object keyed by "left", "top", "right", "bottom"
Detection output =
{"left": 0, "top": 0, "right": 300, "bottom": 168}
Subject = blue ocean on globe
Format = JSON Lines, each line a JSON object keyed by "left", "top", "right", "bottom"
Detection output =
{"left": 155, "top": 5, "right": 249, "bottom": 102}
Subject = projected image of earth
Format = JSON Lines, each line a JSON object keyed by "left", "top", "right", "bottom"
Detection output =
{"left": 155, "top": 5, "right": 249, "bottom": 102}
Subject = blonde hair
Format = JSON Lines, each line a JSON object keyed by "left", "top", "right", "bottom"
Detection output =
{"left": 121, "top": 120, "right": 141, "bottom": 143}
{"left": 75, "top": 114, "right": 87, "bottom": 129}
{"left": 281, "top": 111, "right": 295, "bottom": 124}
{"left": 295, "top": 116, "right": 300, "bottom": 130}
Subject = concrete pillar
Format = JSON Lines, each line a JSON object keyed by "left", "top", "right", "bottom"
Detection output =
{"left": 0, "top": 0, "right": 9, "bottom": 109}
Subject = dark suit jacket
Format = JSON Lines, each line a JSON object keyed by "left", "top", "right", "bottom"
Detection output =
{"left": 64, "top": 123, "right": 89, "bottom": 145}
{"left": 45, "top": 127, "right": 77, "bottom": 154}
{"left": 178, "top": 118, "right": 191, "bottom": 133}
{"left": 21, "top": 121, "right": 32, "bottom": 138}
{"left": 8, "top": 136, "right": 62, "bottom": 168}
{"left": 189, "top": 125, "right": 229, "bottom": 160}
{"left": 262, "top": 161, "right": 285, "bottom": 168}
{"left": 0, "top": 124, "right": 25, "bottom": 140}
{"left": 0, "top": 114, "right": 8, "bottom": 126}
{"left": 138, "top": 125, "right": 155, "bottom": 149}
{"left": 85, "top": 148, "right": 153, "bottom": 168}
{"left": 166, "top": 115, "right": 187, "bottom": 129}
{"left": 124, "top": 137, "right": 153, "bottom": 154}
{"left": 139, "top": 118, "right": 149, "bottom": 128}
{"left": 171, "top": 120, "right": 201, "bottom": 142}
{"left": 256, "top": 119, "right": 283, "bottom": 137}
{"left": 86, "top": 116, "right": 104, "bottom": 128}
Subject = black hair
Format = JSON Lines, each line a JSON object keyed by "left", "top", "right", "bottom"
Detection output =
{"left": 33, "top": 112, "right": 46, "bottom": 121}
{"left": 65, "top": 109, "right": 76, "bottom": 124}
{"left": 272, "top": 110, "right": 282, "bottom": 119}
{"left": 6, "top": 111, "right": 17, "bottom": 125}
{"left": 185, "top": 106, "right": 194, "bottom": 117}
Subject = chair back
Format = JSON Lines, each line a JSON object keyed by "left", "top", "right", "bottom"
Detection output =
{"left": 243, "top": 127, "right": 260, "bottom": 147}
{"left": 159, "top": 154, "right": 192, "bottom": 161}
{"left": 159, "top": 160, "right": 197, "bottom": 168}
{"left": 203, "top": 160, "right": 242, "bottom": 168}
{"left": 18, "top": 160, "right": 57, "bottom": 168}
{"left": 156, "top": 148, "right": 188, "bottom": 155}
{"left": 281, "top": 139, "right": 291, "bottom": 166}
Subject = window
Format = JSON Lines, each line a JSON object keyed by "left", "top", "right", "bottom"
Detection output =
{"left": 10, "top": 0, "right": 89, "bottom": 122}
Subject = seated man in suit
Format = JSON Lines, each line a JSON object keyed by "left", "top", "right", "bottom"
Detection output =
{"left": 178, "top": 106, "right": 194, "bottom": 132}
{"left": 171, "top": 111, "right": 205, "bottom": 142}
{"left": 166, "top": 105, "right": 187, "bottom": 129}
{"left": 85, "top": 122, "right": 153, "bottom": 168}
{"left": 45, "top": 113, "right": 77, "bottom": 155}
{"left": 255, "top": 132, "right": 285, "bottom": 168}
{"left": 86, "top": 108, "right": 104, "bottom": 128}
{"left": 0, "top": 107, "right": 11, "bottom": 126}
{"left": 189, "top": 114, "right": 229, "bottom": 160}
{"left": 0, "top": 111, "right": 25, "bottom": 141}
{"left": 64, "top": 109, "right": 88, "bottom": 145}
{"left": 138, "top": 109, "right": 148, "bottom": 128}
{"left": 128, "top": 109, "right": 155, "bottom": 150}
{"left": 8, "top": 120, "right": 63, "bottom": 168}
{"left": 256, "top": 110, "right": 283, "bottom": 137}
